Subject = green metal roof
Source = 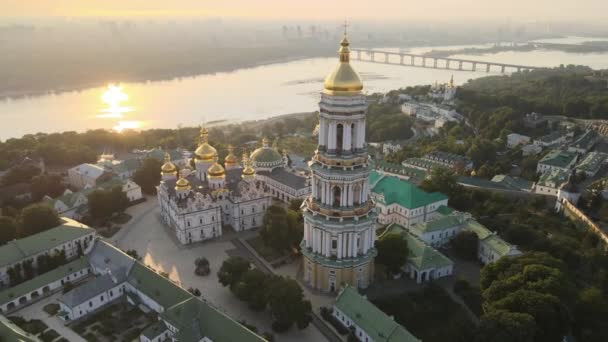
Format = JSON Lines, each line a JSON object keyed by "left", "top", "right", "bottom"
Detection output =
{"left": 539, "top": 149, "right": 578, "bottom": 168}
{"left": 0, "top": 218, "right": 94, "bottom": 268}
{"left": 410, "top": 212, "right": 468, "bottom": 234}
{"left": 126, "top": 263, "right": 191, "bottom": 310}
{"left": 482, "top": 235, "right": 516, "bottom": 257}
{"left": 0, "top": 315, "right": 41, "bottom": 342}
{"left": 250, "top": 146, "right": 283, "bottom": 164}
{"left": 576, "top": 152, "right": 607, "bottom": 174}
{"left": 402, "top": 157, "right": 447, "bottom": 171}
{"left": 0, "top": 257, "right": 89, "bottom": 305}
{"left": 371, "top": 172, "right": 447, "bottom": 209}
{"left": 373, "top": 161, "right": 427, "bottom": 182}
{"left": 570, "top": 130, "right": 599, "bottom": 150}
{"left": 380, "top": 224, "right": 453, "bottom": 270}
{"left": 537, "top": 169, "right": 569, "bottom": 188}
{"left": 436, "top": 205, "right": 454, "bottom": 216}
{"left": 110, "top": 158, "right": 141, "bottom": 174}
{"left": 490, "top": 175, "right": 534, "bottom": 192}
{"left": 334, "top": 286, "right": 420, "bottom": 342}
{"left": 163, "top": 298, "right": 265, "bottom": 342}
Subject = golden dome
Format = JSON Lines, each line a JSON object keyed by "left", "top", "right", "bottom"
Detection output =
{"left": 241, "top": 153, "right": 256, "bottom": 177}
{"left": 208, "top": 156, "right": 225, "bottom": 178}
{"left": 161, "top": 153, "right": 177, "bottom": 174}
{"left": 323, "top": 36, "right": 363, "bottom": 94}
{"left": 194, "top": 127, "right": 217, "bottom": 161}
{"left": 175, "top": 176, "right": 191, "bottom": 191}
{"left": 224, "top": 145, "right": 239, "bottom": 166}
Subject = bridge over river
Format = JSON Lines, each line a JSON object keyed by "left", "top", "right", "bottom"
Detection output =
{"left": 350, "top": 48, "right": 542, "bottom": 73}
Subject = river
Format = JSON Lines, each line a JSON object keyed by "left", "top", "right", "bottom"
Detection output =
{"left": 1, "top": 37, "right": 607, "bottom": 140}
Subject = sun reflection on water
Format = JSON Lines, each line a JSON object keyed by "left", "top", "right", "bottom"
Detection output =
{"left": 98, "top": 84, "right": 141, "bottom": 132}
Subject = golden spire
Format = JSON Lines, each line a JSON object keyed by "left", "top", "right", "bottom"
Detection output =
{"left": 323, "top": 21, "right": 363, "bottom": 94}
{"left": 175, "top": 174, "right": 191, "bottom": 191}
{"left": 200, "top": 126, "right": 209, "bottom": 144}
{"left": 194, "top": 125, "right": 217, "bottom": 161}
{"left": 262, "top": 137, "right": 269, "bottom": 147}
{"left": 241, "top": 151, "right": 255, "bottom": 177}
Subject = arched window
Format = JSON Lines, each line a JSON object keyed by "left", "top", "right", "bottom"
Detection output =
{"left": 353, "top": 184, "right": 361, "bottom": 206}
{"left": 336, "top": 124, "right": 343, "bottom": 152}
{"left": 333, "top": 186, "right": 341, "bottom": 207}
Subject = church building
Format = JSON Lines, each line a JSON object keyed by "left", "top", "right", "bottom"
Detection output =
{"left": 300, "top": 33, "right": 377, "bottom": 292}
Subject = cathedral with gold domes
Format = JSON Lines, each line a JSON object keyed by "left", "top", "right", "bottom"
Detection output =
{"left": 300, "top": 33, "right": 377, "bottom": 292}
{"left": 157, "top": 127, "right": 309, "bottom": 245}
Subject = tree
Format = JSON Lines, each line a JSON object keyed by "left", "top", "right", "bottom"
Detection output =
{"left": 30, "top": 174, "right": 65, "bottom": 201}
{"left": 217, "top": 257, "right": 251, "bottom": 290}
{"left": 133, "top": 158, "right": 163, "bottom": 194}
{"left": 420, "top": 167, "right": 461, "bottom": 199}
{"left": 261, "top": 206, "right": 302, "bottom": 252}
{"left": 267, "top": 276, "right": 312, "bottom": 332}
{"left": 234, "top": 269, "right": 270, "bottom": 311}
{"left": 475, "top": 310, "right": 535, "bottom": 342}
{"left": 289, "top": 199, "right": 304, "bottom": 212}
{"left": 88, "top": 185, "right": 129, "bottom": 220}
{"left": 451, "top": 231, "right": 479, "bottom": 261}
{"left": 375, "top": 234, "right": 408, "bottom": 276}
{"left": 0, "top": 216, "right": 17, "bottom": 245}
{"left": 18, "top": 203, "right": 60, "bottom": 238}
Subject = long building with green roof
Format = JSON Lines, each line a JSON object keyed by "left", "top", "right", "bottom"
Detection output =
{"left": 370, "top": 171, "right": 448, "bottom": 228}
{"left": 537, "top": 149, "right": 578, "bottom": 174}
{"left": 332, "top": 285, "right": 421, "bottom": 342}
{"left": 0, "top": 218, "right": 95, "bottom": 287}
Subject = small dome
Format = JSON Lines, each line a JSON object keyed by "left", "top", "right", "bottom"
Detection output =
{"left": 161, "top": 153, "right": 177, "bottom": 174}
{"left": 194, "top": 127, "right": 217, "bottom": 161}
{"left": 250, "top": 140, "right": 283, "bottom": 170}
{"left": 224, "top": 145, "right": 239, "bottom": 167}
{"left": 323, "top": 36, "right": 363, "bottom": 94}
{"left": 208, "top": 157, "right": 225, "bottom": 178}
{"left": 175, "top": 176, "right": 191, "bottom": 191}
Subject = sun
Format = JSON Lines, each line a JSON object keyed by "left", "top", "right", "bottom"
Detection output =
{"left": 102, "top": 84, "right": 128, "bottom": 106}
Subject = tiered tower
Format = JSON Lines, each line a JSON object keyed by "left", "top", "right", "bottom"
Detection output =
{"left": 301, "top": 32, "right": 376, "bottom": 293}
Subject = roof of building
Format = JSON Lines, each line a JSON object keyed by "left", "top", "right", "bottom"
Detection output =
{"left": 381, "top": 224, "right": 453, "bottom": 270}
{"left": 126, "top": 263, "right": 191, "bottom": 309}
{"left": 402, "top": 157, "right": 449, "bottom": 171}
{"left": 69, "top": 163, "right": 106, "bottom": 179}
{"left": 575, "top": 151, "right": 608, "bottom": 174}
{"left": 535, "top": 131, "right": 564, "bottom": 144}
{"left": 371, "top": 172, "right": 447, "bottom": 209}
{"left": 59, "top": 273, "right": 118, "bottom": 308}
{"left": 436, "top": 205, "right": 454, "bottom": 216}
{"left": 109, "top": 158, "right": 141, "bottom": 174}
{"left": 373, "top": 161, "right": 427, "bottom": 182}
{"left": 163, "top": 297, "right": 266, "bottom": 342}
{"left": 141, "top": 320, "right": 168, "bottom": 340}
{"left": 538, "top": 149, "right": 578, "bottom": 168}
{"left": 0, "top": 315, "right": 41, "bottom": 342}
{"left": 0, "top": 257, "right": 90, "bottom": 305}
{"left": 250, "top": 144, "right": 283, "bottom": 165}
{"left": 410, "top": 212, "right": 469, "bottom": 234}
{"left": 334, "top": 286, "right": 420, "bottom": 342}
{"left": 159, "top": 168, "right": 259, "bottom": 202}
{"left": 490, "top": 175, "right": 534, "bottom": 192}
{"left": 424, "top": 151, "right": 471, "bottom": 165}
{"left": 570, "top": 130, "right": 599, "bottom": 151}
{"left": 537, "top": 168, "right": 570, "bottom": 188}
{"left": 0, "top": 218, "right": 94, "bottom": 268}
{"left": 88, "top": 240, "right": 135, "bottom": 282}
{"left": 462, "top": 220, "right": 518, "bottom": 257}
{"left": 256, "top": 167, "right": 308, "bottom": 190}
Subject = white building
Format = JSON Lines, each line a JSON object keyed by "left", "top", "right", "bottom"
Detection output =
{"left": 522, "top": 144, "right": 543, "bottom": 156}
{"left": 536, "top": 149, "right": 578, "bottom": 174}
{"left": 534, "top": 169, "right": 570, "bottom": 196}
{"left": 370, "top": 171, "right": 448, "bottom": 228}
{"left": 382, "top": 141, "right": 403, "bottom": 155}
{"left": 507, "top": 133, "right": 531, "bottom": 148}
{"left": 67, "top": 164, "right": 109, "bottom": 190}
{"left": 157, "top": 130, "right": 272, "bottom": 245}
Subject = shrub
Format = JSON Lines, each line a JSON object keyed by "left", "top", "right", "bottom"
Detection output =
{"left": 43, "top": 303, "right": 60, "bottom": 316}
{"left": 271, "top": 320, "right": 291, "bottom": 333}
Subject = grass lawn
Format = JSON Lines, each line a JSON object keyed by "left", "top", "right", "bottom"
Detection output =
{"left": 372, "top": 284, "right": 476, "bottom": 342}
{"left": 247, "top": 236, "right": 283, "bottom": 262}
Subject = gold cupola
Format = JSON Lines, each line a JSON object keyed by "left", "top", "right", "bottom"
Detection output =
{"left": 161, "top": 152, "right": 177, "bottom": 175}
{"left": 323, "top": 33, "right": 363, "bottom": 94}
{"left": 224, "top": 145, "right": 239, "bottom": 169}
{"left": 207, "top": 155, "right": 226, "bottom": 178}
{"left": 194, "top": 127, "right": 217, "bottom": 162}
{"left": 241, "top": 152, "right": 256, "bottom": 178}
{"left": 175, "top": 175, "right": 191, "bottom": 191}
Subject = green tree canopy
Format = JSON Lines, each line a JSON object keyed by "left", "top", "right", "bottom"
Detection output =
{"left": 375, "top": 234, "right": 409, "bottom": 275}
{"left": 450, "top": 231, "right": 479, "bottom": 261}
{"left": 217, "top": 256, "right": 251, "bottom": 290}
{"left": 18, "top": 203, "right": 60, "bottom": 238}
{"left": 133, "top": 158, "right": 163, "bottom": 194}
{"left": 0, "top": 216, "right": 17, "bottom": 245}
{"left": 261, "top": 205, "right": 303, "bottom": 252}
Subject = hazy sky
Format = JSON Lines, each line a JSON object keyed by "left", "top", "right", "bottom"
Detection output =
{"left": 2, "top": 0, "right": 607, "bottom": 21}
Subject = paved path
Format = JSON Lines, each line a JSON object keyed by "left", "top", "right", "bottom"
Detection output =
{"left": 16, "top": 293, "right": 86, "bottom": 342}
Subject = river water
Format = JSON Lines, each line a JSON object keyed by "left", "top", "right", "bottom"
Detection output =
{"left": 1, "top": 37, "right": 607, "bottom": 140}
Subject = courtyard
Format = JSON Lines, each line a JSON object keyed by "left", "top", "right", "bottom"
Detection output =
{"left": 111, "top": 197, "right": 328, "bottom": 342}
